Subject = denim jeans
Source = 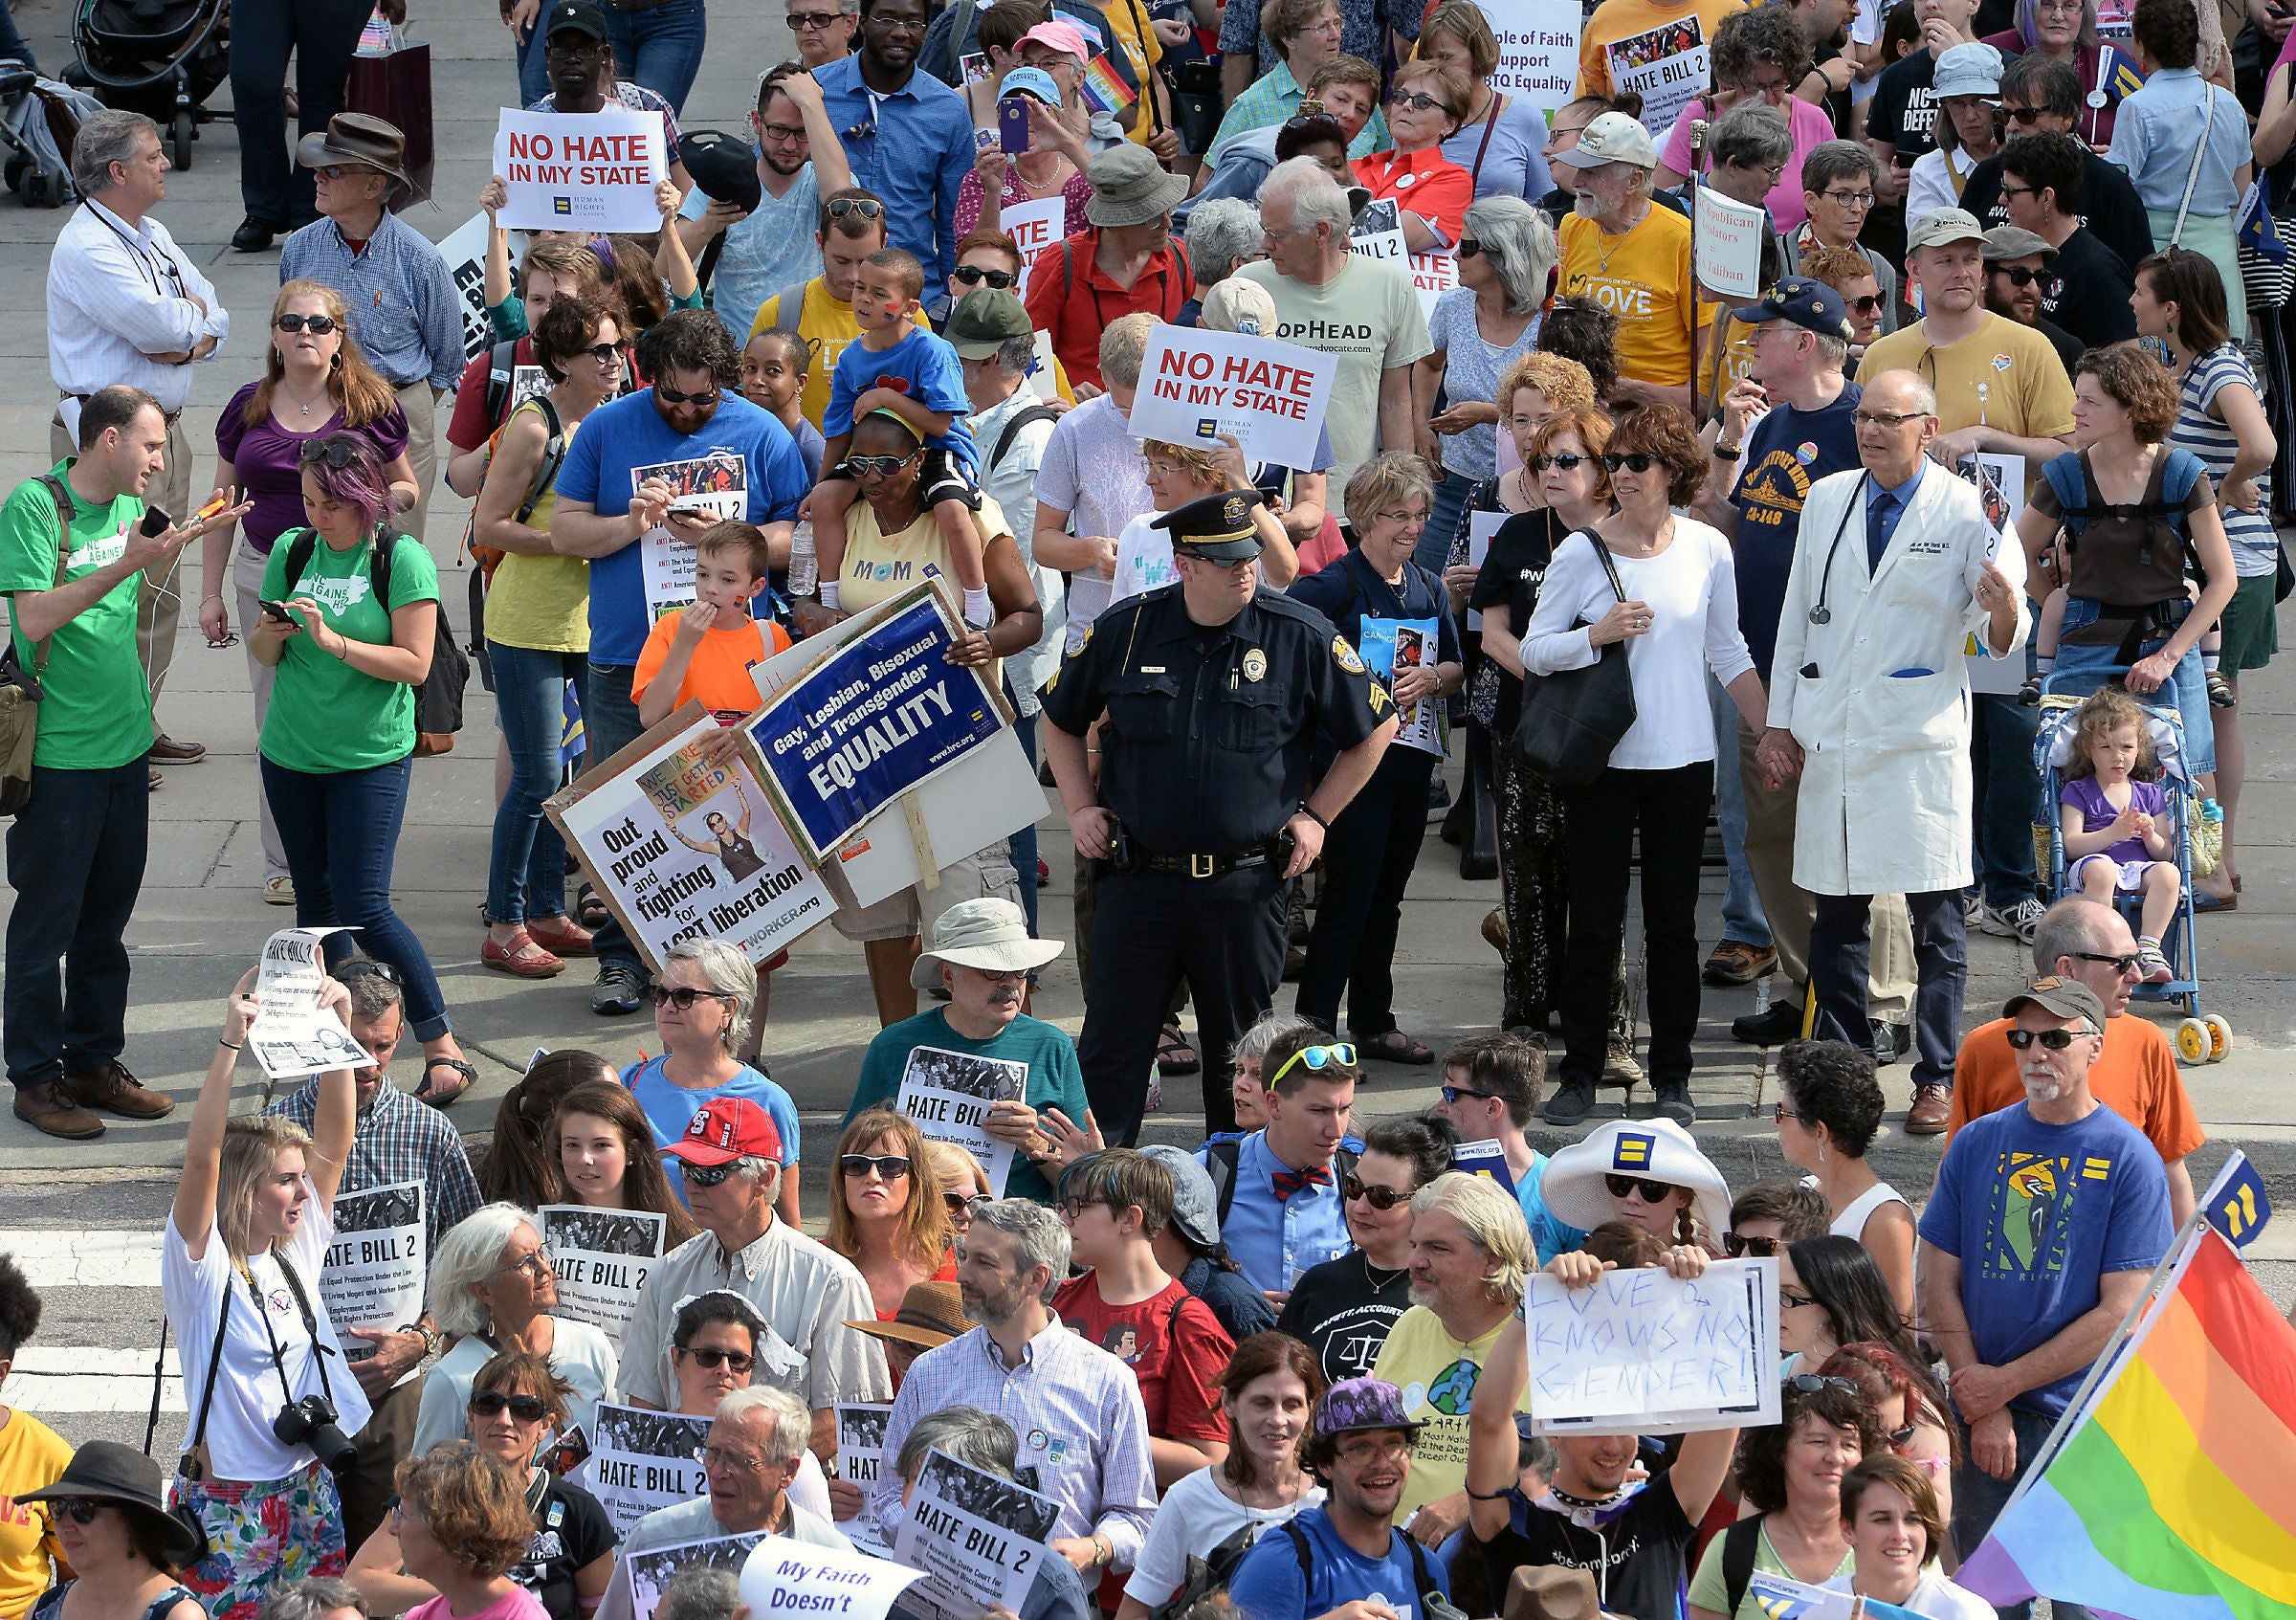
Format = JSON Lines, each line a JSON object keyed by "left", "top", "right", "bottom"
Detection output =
{"left": 514, "top": 14, "right": 551, "bottom": 108}
{"left": 1418, "top": 468, "right": 1476, "bottom": 574}
{"left": 601, "top": 0, "right": 706, "bottom": 113}
{"left": 1953, "top": 1406, "right": 2094, "bottom": 1620}
{"left": 1004, "top": 677, "right": 1041, "bottom": 935}
{"left": 2051, "top": 600, "right": 2218, "bottom": 776}
{"left": 584, "top": 661, "right": 648, "bottom": 978}
{"left": 3, "top": 758, "right": 149, "bottom": 1089}
{"left": 229, "top": 0, "right": 369, "bottom": 226}
{"left": 259, "top": 755, "right": 453, "bottom": 1042}
{"left": 1710, "top": 675, "right": 1769, "bottom": 947}
{"left": 1970, "top": 693, "right": 2042, "bottom": 909}
{"left": 486, "top": 642, "right": 582, "bottom": 925}
{"left": 0, "top": 0, "right": 37, "bottom": 71}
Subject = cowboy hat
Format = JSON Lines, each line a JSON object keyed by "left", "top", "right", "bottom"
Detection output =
{"left": 297, "top": 112, "right": 418, "bottom": 197}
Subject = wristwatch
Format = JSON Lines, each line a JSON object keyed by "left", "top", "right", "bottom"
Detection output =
{"left": 1712, "top": 441, "right": 1743, "bottom": 462}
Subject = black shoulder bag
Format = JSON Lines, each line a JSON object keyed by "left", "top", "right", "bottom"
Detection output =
{"left": 1507, "top": 529, "right": 1637, "bottom": 788}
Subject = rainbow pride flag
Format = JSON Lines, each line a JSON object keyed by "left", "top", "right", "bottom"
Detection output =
{"left": 1958, "top": 1228, "right": 2296, "bottom": 1619}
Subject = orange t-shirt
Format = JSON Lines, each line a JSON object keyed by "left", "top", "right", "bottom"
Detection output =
{"left": 631, "top": 611, "right": 793, "bottom": 719}
{"left": 1352, "top": 146, "right": 1473, "bottom": 250}
{"left": 1947, "top": 1015, "right": 2206, "bottom": 1164}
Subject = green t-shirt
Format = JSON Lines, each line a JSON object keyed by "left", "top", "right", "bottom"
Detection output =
{"left": 258, "top": 528, "right": 440, "bottom": 774}
{"left": 0, "top": 462, "right": 150, "bottom": 771}
{"left": 846, "top": 1009, "right": 1089, "bottom": 1205}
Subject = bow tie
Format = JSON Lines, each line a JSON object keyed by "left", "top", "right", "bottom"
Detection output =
{"left": 1270, "top": 1165, "right": 1332, "bottom": 1200}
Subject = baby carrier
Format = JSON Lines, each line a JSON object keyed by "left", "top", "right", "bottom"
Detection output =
{"left": 2041, "top": 447, "right": 2208, "bottom": 664}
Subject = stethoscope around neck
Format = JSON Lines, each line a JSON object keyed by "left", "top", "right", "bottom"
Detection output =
{"left": 1808, "top": 471, "right": 1872, "bottom": 626}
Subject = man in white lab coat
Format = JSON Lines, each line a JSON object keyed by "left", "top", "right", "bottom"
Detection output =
{"left": 1758, "top": 368, "right": 2027, "bottom": 1121}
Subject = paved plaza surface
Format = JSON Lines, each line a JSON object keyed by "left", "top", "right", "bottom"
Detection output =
{"left": 0, "top": 0, "right": 2285, "bottom": 1458}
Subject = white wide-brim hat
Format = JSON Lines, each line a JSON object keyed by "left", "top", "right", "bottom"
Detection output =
{"left": 909, "top": 898, "right": 1065, "bottom": 989}
{"left": 1539, "top": 1119, "right": 1733, "bottom": 1241}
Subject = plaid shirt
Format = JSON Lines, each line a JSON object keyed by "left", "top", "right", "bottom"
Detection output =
{"left": 278, "top": 211, "right": 463, "bottom": 390}
{"left": 869, "top": 1319, "right": 1158, "bottom": 1567}
{"left": 268, "top": 1077, "right": 482, "bottom": 1251}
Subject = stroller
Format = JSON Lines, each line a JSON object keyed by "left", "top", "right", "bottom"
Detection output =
{"left": 66, "top": 0, "right": 230, "bottom": 170}
{"left": 2032, "top": 674, "right": 2231, "bottom": 1066}
{"left": 0, "top": 64, "right": 102, "bottom": 207}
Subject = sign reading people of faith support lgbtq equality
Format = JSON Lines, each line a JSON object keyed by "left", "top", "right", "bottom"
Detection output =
{"left": 1472, "top": 0, "right": 1579, "bottom": 119}
{"left": 493, "top": 107, "right": 666, "bottom": 233}
{"left": 1524, "top": 1256, "right": 1781, "bottom": 1434}
{"left": 1128, "top": 323, "right": 1336, "bottom": 476}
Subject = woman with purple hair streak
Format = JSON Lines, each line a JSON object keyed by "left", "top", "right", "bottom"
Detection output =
{"left": 249, "top": 432, "right": 475, "bottom": 1102}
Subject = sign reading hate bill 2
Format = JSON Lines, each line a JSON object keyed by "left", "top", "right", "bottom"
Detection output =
{"left": 1128, "top": 324, "right": 1336, "bottom": 474}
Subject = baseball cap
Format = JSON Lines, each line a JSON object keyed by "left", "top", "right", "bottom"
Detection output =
{"left": 2001, "top": 975, "right": 2108, "bottom": 1030}
{"left": 1314, "top": 1378, "right": 1423, "bottom": 1439}
{"left": 1549, "top": 110, "right": 1658, "bottom": 172}
{"left": 1980, "top": 225, "right": 2058, "bottom": 263}
{"left": 943, "top": 289, "right": 1035, "bottom": 360}
{"left": 663, "top": 1097, "right": 784, "bottom": 1166}
{"left": 1905, "top": 207, "right": 1988, "bottom": 253}
{"left": 1729, "top": 276, "right": 1852, "bottom": 340}
{"left": 544, "top": 0, "right": 609, "bottom": 40}
{"left": 998, "top": 66, "right": 1065, "bottom": 108}
{"left": 1016, "top": 18, "right": 1091, "bottom": 62}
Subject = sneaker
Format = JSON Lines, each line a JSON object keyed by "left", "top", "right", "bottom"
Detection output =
{"left": 1906, "top": 1082, "right": 1952, "bottom": 1136}
{"left": 1602, "top": 1038, "right": 1643, "bottom": 1087}
{"left": 1869, "top": 1019, "right": 1911, "bottom": 1066}
{"left": 2207, "top": 670, "right": 2236, "bottom": 708}
{"left": 1651, "top": 1081, "right": 1694, "bottom": 1125}
{"left": 2135, "top": 938, "right": 2174, "bottom": 984}
{"left": 12, "top": 1081, "right": 102, "bottom": 1140}
{"left": 1425, "top": 776, "right": 1453, "bottom": 825}
{"left": 1731, "top": 999, "right": 1801, "bottom": 1045}
{"left": 590, "top": 964, "right": 646, "bottom": 1015}
{"left": 1702, "top": 939, "right": 1777, "bottom": 987}
{"left": 1541, "top": 1079, "right": 1596, "bottom": 1125}
{"left": 1980, "top": 897, "right": 2047, "bottom": 943}
{"left": 63, "top": 1060, "right": 174, "bottom": 1120}
{"left": 1963, "top": 890, "right": 1986, "bottom": 928}
{"left": 264, "top": 876, "right": 296, "bottom": 906}
{"left": 2016, "top": 674, "right": 2042, "bottom": 707}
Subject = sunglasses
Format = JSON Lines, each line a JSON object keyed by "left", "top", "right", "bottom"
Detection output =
{"left": 841, "top": 1153, "right": 911, "bottom": 1180}
{"left": 1848, "top": 294, "right": 1885, "bottom": 314}
{"left": 1456, "top": 238, "right": 1483, "bottom": 257}
{"left": 678, "top": 1345, "right": 756, "bottom": 1371}
{"left": 298, "top": 437, "right": 364, "bottom": 470}
{"left": 681, "top": 1161, "right": 739, "bottom": 1187}
{"left": 2072, "top": 950, "right": 2142, "bottom": 974}
{"left": 1992, "top": 265, "right": 2051, "bottom": 288}
{"left": 336, "top": 957, "right": 402, "bottom": 985}
{"left": 2006, "top": 1027, "right": 2088, "bottom": 1050}
{"left": 1724, "top": 1232, "right": 1780, "bottom": 1257}
{"left": 1603, "top": 1173, "right": 1677, "bottom": 1202}
{"left": 276, "top": 313, "right": 339, "bottom": 335}
{"left": 944, "top": 1191, "right": 991, "bottom": 1216}
{"left": 313, "top": 163, "right": 377, "bottom": 182}
{"left": 1389, "top": 91, "right": 1444, "bottom": 112}
{"left": 1769, "top": 1102, "right": 1805, "bottom": 1126}
{"left": 1439, "top": 1084, "right": 1496, "bottom": 1105}
{"left": 1887, "top": 1420, "right": 1918, "bottom": 1447}
{"left": 1531, "top": 453, "right": 1589, "bottom": 472}
{"left": 55, "top": 1501, "right": 106, "bottom": 1526}
{"left": 828, "top": 196, "right": 886, "bottom": 222}
{"left": 786, "top": 8, "right": 840, "bottom": 25}
{"left": 1599, "top": 453, "right": 1659, "bottom": 474}
{"left": 646, "top": 985, "right": 736, "bottom": 1010}
{"left": 2004, "top": 105, "right": 2047, "bottom": 124}
{"left": 1265, "top": 1041, "right": 1356, "bottom": 1090}
{"left": 577, "top": 342, "right": 624, "bottom": 366}
{"left": 847, "top": 453, "right": 918, "bottom": 476}
{"left": 1341, "top": 1174, "right": 1410, "bottom": 1210}
{"left": 1787, "top": 1373, "right": 1858, "bottom": 1395}
{"left": 469, "top": 1390, "right": 550, "bottom": 1422}
{"left": 954, "top": 265, "right": 1018, "bottom": 288}
{"left": 655, "top": 385, "right": 720, "bottom": 407}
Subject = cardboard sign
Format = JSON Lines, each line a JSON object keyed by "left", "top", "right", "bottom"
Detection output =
{"left": 1349, "top": 197, "right": 1407, "bottom": 267}
{"left": 1475, "top": 0, "right": 1580, "bottom": 115}
{"left": 1692, "top": 184, "right": 1768, "bottom": 300}
{"left": 1450, "top": 1136, "right": 1517, "bottom": 1194}
{"left": 1525, "top": 1257, "right": 1781, "bottom": 1435}
{"left": 549, "top": 707, "right": 833, "bottom": 974}
{"left": 1606, "top": 16, "right": 1710, "bottom": 137}
{"left": 618, "top": 1532, "right": 766, "bottom": 1620}
{"left": 1002, "top": 195, "right": 1067, "bottom": 299}
{"left": 1128, "top": 323, "right": 1336, "bottom": 474}
{"left": 538, "top": 1206, "right": 667, "bottom": 1356}
{"left": 743, "top": 586, "right": 1011, "bottom": 862}
{"left": 892, "top": 1448, "right": 1060, "bottom": 1620}
{"left": 320, "top": 1182, "right": 425, "bottom": 1374}
{"left": 493, "top": 107, "right": 666, "bottom": 233}
{"left": 1467, "top": 508, "right": 1504, "bottom": 632}
{"left": 895, "top": 1046, "right": 1027, "bottom": 1194}
{"left": 579, "top": 1403, "right": 712, "bottom": 1535}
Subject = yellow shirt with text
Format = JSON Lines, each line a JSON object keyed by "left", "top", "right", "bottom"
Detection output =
{"left": 1561, "top": 205, "right": 1705, "bottom": 388}
{"left": 751, "top": 279, "right": 933, "bottom": 434}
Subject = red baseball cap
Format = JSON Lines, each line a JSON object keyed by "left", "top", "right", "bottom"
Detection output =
{"left": 663, "top": 1097, "right": 784, "bottom": 1166}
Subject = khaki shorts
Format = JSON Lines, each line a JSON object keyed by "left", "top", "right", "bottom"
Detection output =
{"left": 827, "top": 838, "right": 1021, "bottom": 943}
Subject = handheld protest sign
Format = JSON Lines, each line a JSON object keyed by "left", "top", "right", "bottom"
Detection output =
{"left": 539, "top": 1206, "right": 667, "bottom": 1357}
{"left": 246, "top": 927, "right": 377, "bottom": 1081}
{"left": 1525, "top": 1256, "right": 1781, "bottom": 1435}
{"left": 1127, "top": 322, "right": 1336, "bottom": 476}
{"left": 892, "top": 1447, "right": 1060, "bottom": 1620}
{"left": 578, "top": 1402, "right": 714, "bottom": 1536}
{"left": 493, "top": 106, "right": 667, "bottom": 233}
{"left": 320, "top": 1182, "right": 425, "bottom": 1379}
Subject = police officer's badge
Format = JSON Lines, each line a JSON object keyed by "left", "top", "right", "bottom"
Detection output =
{"left": 1221, "top": 493, "right": 1255, "bottom": 529}
{"left": 1243, "top": 648, "right": 1268, "bottom": 682}
{"left": 1333, "top": 635, "right": 1367, "bottom": 675}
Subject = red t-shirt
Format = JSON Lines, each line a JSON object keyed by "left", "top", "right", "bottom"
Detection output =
{"left": 1050, "top": 1273, "right": 1232, "bottom": 1445}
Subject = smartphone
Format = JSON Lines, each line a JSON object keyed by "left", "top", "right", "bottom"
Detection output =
{"left": 259, "top": 600, "right": 295, "bottom": 623}
{"left": 139, "top": 506, "right": 172, "bottom": 537}
{"left": 999, "top": 96, "right": 1031, "bottom": 155}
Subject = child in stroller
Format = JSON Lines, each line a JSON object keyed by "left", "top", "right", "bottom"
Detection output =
{"left": 2056, "top": 687, "right": 2182, "bottom": 984}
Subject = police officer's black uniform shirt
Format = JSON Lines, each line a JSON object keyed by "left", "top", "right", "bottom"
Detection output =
{"left": 1043, "top": 585, "right": 1387, "bottom": 854}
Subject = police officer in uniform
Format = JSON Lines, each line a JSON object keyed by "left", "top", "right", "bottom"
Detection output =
{"left": 1043, "top": 490, "right": 1399, "bottom": 1145}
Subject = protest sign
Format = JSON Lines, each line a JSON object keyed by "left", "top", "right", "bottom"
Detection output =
{"left": 1128, "top": 322, "right": 1336, "bottom": 475}
{"left": 438, "top": 212, "right": 519, "bottom": 366}
{"left": 1606, "top": 15, "right": 1710, "bottom": 136}
{"left": 1475, "top": 0, "right": 1578, "bottom": 113}
{"left": 550, "top": 706, "right": 833, "bottom": 974}
{"left": 631, "top": 453, "right": 747, "bottom": 621}
{"left": 1002, "top": 195, "right": 1067, "bottom": 298}
{"left": 1358, "top": 618, "right": 1446, "bottom": 758}
{"left": 739, "top": 1534, "right": 922, "bottom": 1620}
{"left": 493, "top": 107, "right": 666, "bottom": 233}
{"left": 1408, "top": 251, "right": 1459, "bottom": 321}
{"left": 828, "top": 722, "right": 1048, "bottom": 909}
{"left": 1450, "top": 1136, "right": 1517, "bottom": 1195}
{"left": 836, "top": 1403, "right": 894, "bottom": 1496}
{"left": 892, "top": 1448, "right": 1060, "bottom": 1620}
{"left": 579, "top": 1402, "right": 712, "bottom": 1535}
{"left": 247, "top": 928, "right": 376, "bottom": 1080}
{"left": 1525, "top": 1257, "right": 1781, "bottom": 1434}
{"left": 1348, "top": 197, "right": 1406, "bottom": 266}
{"left": 896, "top": 1046, "right": 1027, "bottom": 1194}
{"left": 1466, "top": 508, "right": 1504, "bottom": 632}
{"left": 744, "top": 586, "right": 1011, "bottom": 862}
{"left": 1958, "top": 453, "right": 2025, "bottom": 696}
{"left": 321, "top": 1182, "right": 425, "bottom": 1378}
{"left": 1692, "top": 184, "right": 1768, "bottom": 300}
{"left": 1745, "top": 1573, "right": 1864, "bottom": 1620}
{"left": 613, "top": 1532, "right": 765, "bottom": 1620}
{"left": 539, "top": 1206, "right": 666, "bottom": 1355}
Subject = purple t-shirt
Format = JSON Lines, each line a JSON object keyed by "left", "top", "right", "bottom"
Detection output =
{"left": 2059, "top": 775, "right": 2167, "bottom": 866}
{"left": 213, "top": 382, "right": 411, "bottom": 552}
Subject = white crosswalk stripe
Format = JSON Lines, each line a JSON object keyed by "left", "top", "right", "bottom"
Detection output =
{"left": 0, "top": 1227, "right": 161, "bottom": 1290}
{"left": 2, "top": 1348, "right": 182, "bottom": 1414}
{"left": 0, "top": 1228, "right": 178, "bottom": 1428}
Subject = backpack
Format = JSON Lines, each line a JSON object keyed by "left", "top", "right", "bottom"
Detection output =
{"left": 2042, "top": 447, "right": 2207, "bottom": 662}
{"left": 1277, "top": 1518, "right": 1446, "bottom": 1616}
{"left": 282, "top": 525, "right": 395, "bottom": 614}
{"left": 467, "top": 393, "right": 570, "bottom": 584}
{"left": 0, "top": 475, "right": 78, "bottom": 814}
{"left": 990, "top": 403, "right": 1060, "bottom": 473}
{"left": 1203, "top": 1138, "right": 1358, "bottom": 1225}
{"left": 479, "top": 337, "right": 524, "bottom": 428}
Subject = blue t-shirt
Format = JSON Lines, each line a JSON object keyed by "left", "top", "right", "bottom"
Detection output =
{"left": 1512, "top": 1153, "right": 1585, "bottom": 1268}
{"left": 1228, "top": 1507, "right": 1447, "bottom": 1620}
{"left": 1728, "top": 382, "right": 1861, "bottom": 681}
{"left": 551, "top": 388, "right": 808, "bottom": 666}
{"left": 622, "top": 1054, "right": 802, "bottom": 1209}
{"left": 827, "top": 325, "right": 979, "bottom": 472}
{"left": 1917, "top": 1100, "right": 2173, "bottom": 1417}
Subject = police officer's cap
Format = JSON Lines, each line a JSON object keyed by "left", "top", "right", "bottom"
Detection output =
{"left": 1154, "top": 491, "right": 1265, "bottom": 564}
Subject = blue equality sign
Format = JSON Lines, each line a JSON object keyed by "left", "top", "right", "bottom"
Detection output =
{"left": 747, "top": 591, "right": 1005, "bottom": 860}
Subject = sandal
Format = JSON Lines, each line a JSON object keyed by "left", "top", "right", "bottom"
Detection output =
{"left": 1155, "top": 1020, "right": 1200, "bottom": 1077}
{"left": 574, "top": 882, "right": 610, "bottom": 931}
{"left": 415, "top": 1056, "right": 476, "bottom": 1107}
{"left": 1363, "top": 1031, "right": 1435, "bottom": 1065}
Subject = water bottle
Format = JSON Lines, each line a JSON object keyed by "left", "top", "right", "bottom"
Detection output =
{"left": 787, "top": 520, "right": 817, "bottom": 599}
{"left": 2202, "top": 798, "right": 2223, "bottom": 826}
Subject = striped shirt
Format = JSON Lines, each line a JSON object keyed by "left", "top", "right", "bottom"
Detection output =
{"left": 868, "top": 1320, "right": 1159, "bottom": 1567}
{"left": 2171, "top": 343, "right": 2278, "bottom": 577}
{"left": 279, "top": 211, "right": 464, "bottom": 390}
{"left": 48, "top": 198, "right": 229, "bottom": 411}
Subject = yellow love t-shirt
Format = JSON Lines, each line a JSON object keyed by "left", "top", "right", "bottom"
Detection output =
{"left": 1561, "top": 204, "right": 1705, "bottom": 388}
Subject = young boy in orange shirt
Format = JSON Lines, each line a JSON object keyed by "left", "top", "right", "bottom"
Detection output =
{"left": 633, "top": 522, "right": 795, "bottom": 727}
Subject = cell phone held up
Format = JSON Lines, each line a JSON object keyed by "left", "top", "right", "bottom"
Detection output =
{"left": 139, "top": 506, "right": 172, "bottom": 538}
{"left": 998, "top": 95, "right": 1031, "bottom": 155}
{"left": 259, "top": 600, "right": 297, "bottom": 624}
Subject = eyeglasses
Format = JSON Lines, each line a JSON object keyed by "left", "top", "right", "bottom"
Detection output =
{"left": 654, "top": 384, "right": 721, "bottom": 407}
{"left": 2006, "top": 1027, "right": 2090, "bottom": 1050}
{"left": 2004, "top": 105, "right": 2048, "bottom": 124}
{"left": 760, "top": 122, "right": 808, "bottom": 144}
{"left": 1725, "top": 1232, "right": 1780, "bottom": 1257}
{"left": 1531, "top": 453, "right": 1589, "bottom": 472}
{"left": 1854, "top": 410, "right": 1928, "bottom": 429}
{"left": 276, "top": 313, "right": 340, "bottom": 335}
{"left": 1265, "top": 1042, "right": 1356, "bottom": 1090}
{"left": 787, "top": 8, "right": 841, "bottom": 26}
{"left": 678, "top": 1345, "right": 756, "bottom": 1371}
{"left": 702, "top": 1445, "right": 773, "bottom": 1473}
{"left": 1819, "top": 189, "right": 1875, "bottom": 209}
{"left": 56, "top": 1501, "right": 105, "bottom": 1526}
{"left": 1341, "top": 1174, "right": 1410, "bottom": 1210}
{"left": 1599, "top": 453, "right": 1659, "bottom": 474}
{"left": 841, "top": 1153, "right": 912, "bottom": 1180}
{"left": 1336, "top": 1432, "right": 1412, "bottom": 1463}
{"left": 469, "top": 1390, "right": 551, "bottom": 1422}
{"left": 1769, "top": 1102, "right": 1806, "bottom": 1126}
{"left": 867, "top": 12, "right": 927, "bottom": 31}
{"left": 681, "top": 1161, "right": 740, "bottom": 1187}
{"left": 828, "top": 196, "right": 886, "bottom": 222}
{"left": 488, "top": 1247, "right": 555, "bottom": 1282}
{"left": 1787, "top": 1373, "right": 1859, "bottom": 1396}
{"left": 847, "top": 453, "right": 918, "bottom": 476}
{"left": 1778, "top": 1287, "right": 1820, "bottom": 1309}
{"left": 1456, "top": 238, "right": 1483, "bottom": 257}
{"left": 1375, "top": 507, "right": 1428, "bottom": 526}
{"left": 1439, "top": 1084, "right": 1496, "bottom": 1105}
{"left": 1991, "top": 265, "right": 2050, "bottom": 288}
{"left": 298, "top": 437, "right": 364, "bottom": 470}
{"left": 1603, "top": 1173, "right": 1677, "bottom": 1202}
{"left": 954, "top": 265, "right": 1018, "bottom": 288}
{"left": 1997, "top": 183, "right": 2036, "bottom": 201}
{"left": 1055, "top": 1195, "right": 1111, "bottom": 1220}
{"left": 1389, "top": 91, "right": 1444, "bottom": 112}
{"left": 646, "top": 985, "right": 737, "bottom": 1010}
{"left": 2072, "top": 950, "right": 2143, "bottom": 974}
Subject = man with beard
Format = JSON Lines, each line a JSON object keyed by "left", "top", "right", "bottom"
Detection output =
{"left": 814, "top": 0, "right": 977, "bottom": 290}
{"left": 1227, "top": 1379, "right": 1451, "bottom": 1620}
{"left": 844, "top": 899, "right": 1091, "bottom": 1205}
{"left": 1918, "top": 976, "right": 2170, "bottom": 1611}
{"left": 1552, "top": 112, "right": 1702, "bottom": 410}
{"left": 1981, "top": 226, "right": 2082, "bottom": 374}
{"left": 868, "top": 1199, "right": 1157, "bottom": 1585}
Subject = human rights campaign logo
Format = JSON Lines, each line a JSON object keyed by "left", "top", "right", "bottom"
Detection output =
{"left": 1196, "top": 417, "right": 1219, "bottom": 437}
{"left": 552, "top": 196, "right": 572, "bottom": 216}
{"left": 1612, "top": 1132, "right": 1654, "bottom": 1171}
